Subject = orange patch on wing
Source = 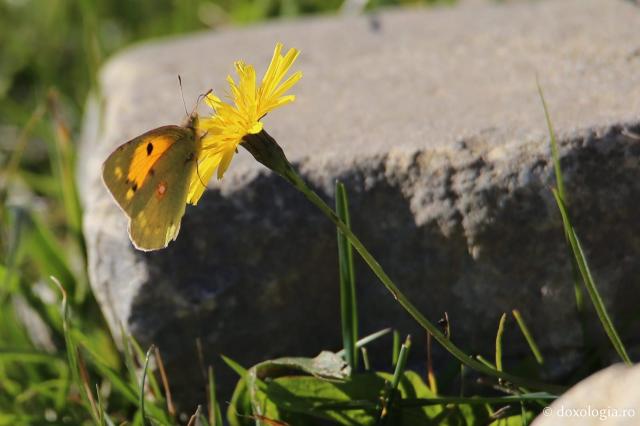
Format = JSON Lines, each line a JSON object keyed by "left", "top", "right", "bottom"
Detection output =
{"left": 127, "top": 135, "right": 175, "bottom": 188}
{"left": 156, "top": 181, "right": 168, "bottom": 199}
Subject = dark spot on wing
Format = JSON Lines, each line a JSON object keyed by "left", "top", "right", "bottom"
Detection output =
{"left": 147, "top": 142, "right": 153, "bottom": 155}
{"left": 125, "top": 178, "right": 130, "bottom": 184}
{"left": 132, "top": 183, "right": 138, "bottom": 192}
{"left": 149, "top": 168, "right": 155, "bottom": 177}
{"left": 185, "top": 152, "right": 194, "bottom": 164}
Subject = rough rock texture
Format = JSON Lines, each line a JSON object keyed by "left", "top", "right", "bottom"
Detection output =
{"left": 532, "top": 364, "right": 640, "bottom": 425}
{"left": 79, "top": 0, "right": 640, "bottom": 410}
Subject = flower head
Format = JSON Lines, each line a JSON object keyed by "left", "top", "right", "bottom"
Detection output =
{"left": 188, "top": 42, "right": 302, "bottom": 204}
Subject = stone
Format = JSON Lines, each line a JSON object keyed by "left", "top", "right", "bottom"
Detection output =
{"left": 79, "top": 0, "right": 640, "bottom": 411}
{"left": 532, "top": 364, "right": 640, "bottom": 425}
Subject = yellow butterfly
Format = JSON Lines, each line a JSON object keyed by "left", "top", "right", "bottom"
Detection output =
{"left": 102, "top": 113, "right": 201, "bottom": 251}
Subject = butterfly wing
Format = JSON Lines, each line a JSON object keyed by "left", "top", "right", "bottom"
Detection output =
{"left": 102, "top": 125, "right": 200, "bottom": 251}
{"left": 103, "top": 126, "right": 185, "bottom": 215}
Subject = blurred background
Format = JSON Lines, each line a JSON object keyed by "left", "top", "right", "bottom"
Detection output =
{"left": 1, "top": 0, "right": 455, "bottom": 140}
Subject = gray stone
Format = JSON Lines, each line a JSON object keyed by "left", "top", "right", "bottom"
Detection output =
{"left": 532, "top": 364, "right": 640, "bottom": 425}
{"left": 79, "top": 0, "right": 640, "bottom": 410}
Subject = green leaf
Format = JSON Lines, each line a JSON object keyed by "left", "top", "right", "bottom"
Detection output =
{"left": 251, "top": 351, "right": 350, "bottom": 382}
{"left": 262, "top": 371, "right": 449, "bottom": 425}
{"left": 227, "top": 378, "right": 252, "bottom": 426}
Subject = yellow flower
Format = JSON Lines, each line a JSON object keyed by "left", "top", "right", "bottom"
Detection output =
{"left": 188, "top": 42, "right": 302, "bottom": 205}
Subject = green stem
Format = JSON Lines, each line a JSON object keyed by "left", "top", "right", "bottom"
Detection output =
{"left": 282, "top": 168, "right": 565, "bottom": 395}
{"left": 241, "top": 130, "right": 565, "bottom": 394}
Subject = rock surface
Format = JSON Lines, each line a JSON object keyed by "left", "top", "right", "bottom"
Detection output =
{"left": 79, "top": 0, "right": 640, "bottom": 410}
{"left": 532, "top": 364, "right": 640, "bottom": 425}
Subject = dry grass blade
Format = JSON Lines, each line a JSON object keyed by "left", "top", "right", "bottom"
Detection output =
{"left": 154, "top": 346, "right": 175, "bottom": 417}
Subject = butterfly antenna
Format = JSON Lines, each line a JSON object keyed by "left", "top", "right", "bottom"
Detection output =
{"left": 178, "top": 75, "right": 189, "bottom": 117}
{"left": 191, "top": 88, "right": 213, "bottom": 115}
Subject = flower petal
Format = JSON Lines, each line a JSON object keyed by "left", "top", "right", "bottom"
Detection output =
{"left": 187, "top": 152, "right": 222, "bottom": 205}
{"left": 193, "top": 43, "right": 301, "bottom": 192}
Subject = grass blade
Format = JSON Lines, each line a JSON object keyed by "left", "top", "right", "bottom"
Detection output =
{"left": 475, "top": 355, "right": 496, "bottom": 370}
{"left": 551, "top": 189, "right": 631, "bottom": 365}
{"left": 512, "top": 310, "right": 544, "bottom": 365}
{"left": 120, "top": 326, "right": 139, "bottom": 392}
{"left": 335, "top": 181, "right": 358, "bottom": 374}
{"left": 537, "top": 81, "right": 588, "bottom": 343}
{"left": 390, "top": 336, "right": 411, "bottom": 391}
{"left": 336, "top": 328, "right": 391, "bottom": 357}
{"left": 0, "top": 101, "right": 45, "bottom": 204}
{"left": 96, "top": 384, "right": 104, "bottom": 426}
{"left": 536, "top": 80, "right": 565, "bottom": 201}
{"left": 46, "top": 90, "right": 83, "bottom": 239}
{"left": 287, "top": 170, "right": 565, "bottom": 394}
{"left": 360, "top": 347, "right": 371, "bottom": 371}
{"left": 50, "top": 276, "right": 99, "bottom": 423}
{"left": 379, "top": 335, "right": 411, "bottom": 424}
{"left": 154, "top": 346, "right": 175, "bottom": 418}
{"left": 208, "top": 366, "right": 223, "bottom": 426}
{"left": 321, "top": 392, "right": 556, "bottom": 410}
{"left": 426, "top": 333, "right": 437, "bottom": 394}
{"left": 187, "top": 405, "right": 205, "bottom": 426}
{"left": 46, "top": 90, "right": 88, "bottom": 304}
{"left": 391, "top": 330, "right": 400, "bottom": 367}
{"left": 139, "top": 345, "right": 155, "bottom": 425}
{"left": 130, "top": 337, "right": 162, "bottom": 402}
{"left": 77, "top": 350, "right": 99, "bottom": 419}
{"left": 221, "top": 355, "right": 249, "bottom": 379}
{"left": 81, "top": 347, "right": 138, "bottom": 404}
{"left": 399, "top": 392, "right": 556, "bottom": 407}
{"left": 495, "top": 313, "right": 507, "bottom": 372}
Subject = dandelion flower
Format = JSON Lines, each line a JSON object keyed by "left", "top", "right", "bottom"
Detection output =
{"left": 188, "top": 42, "right": 302, "bottom": 204}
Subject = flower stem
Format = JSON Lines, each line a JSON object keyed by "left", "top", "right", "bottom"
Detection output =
{"left": 241, "top": 130, "right": 564, "bottom": 394}
{"left": 282, "top": 167, "right": 565, "bottom": 395}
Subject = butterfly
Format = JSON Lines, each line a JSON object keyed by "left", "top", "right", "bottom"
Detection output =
{"left": 102, "top": 112, "right": 202, "bottom": 251}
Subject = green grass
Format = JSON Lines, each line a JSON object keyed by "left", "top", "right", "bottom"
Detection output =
{"left": 538, "top": 85, "right": 631, "bottom": 366}
{"left": 336, "top": 181, "right": 359, "bottom": 375}
{"left": 0, "top": 0, "right": 634, "bottom": 424}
